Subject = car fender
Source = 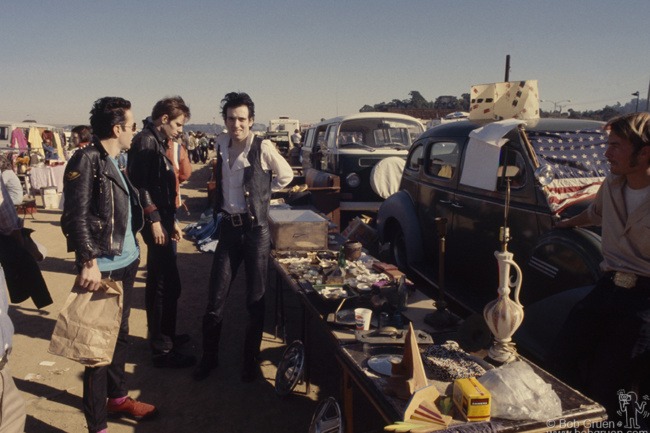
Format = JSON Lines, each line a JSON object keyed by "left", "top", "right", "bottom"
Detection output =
{"left": 526, "top": 227, "right": 602, "bottom": 297}
{"left": 377, "top": 190, "right": 423, "bottom": 264}
{"left": 515, "top": 284, "right": 594, "bottom": 364}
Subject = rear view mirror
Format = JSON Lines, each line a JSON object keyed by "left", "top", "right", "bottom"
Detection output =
{"left": 497, "top": 165, "right": 520, "bottom": 178}
{"left": 534, "top": 165, "right": 554, "bottom": 186}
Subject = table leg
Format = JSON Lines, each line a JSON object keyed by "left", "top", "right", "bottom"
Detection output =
{"left": 342, "top": 366, "right": 354, "bottom": 433}
{"left": 273, "top": 266, "right": 286, "bottom": 342}
{"left": 303, "top": 305, "right": 311, "bottom": 394}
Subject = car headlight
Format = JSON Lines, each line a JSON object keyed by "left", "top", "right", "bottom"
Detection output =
{"left": 346, "top": 173, "right": 361, "bottom": 188}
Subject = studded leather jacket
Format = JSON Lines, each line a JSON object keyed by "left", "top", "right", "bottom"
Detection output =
{"left": 61, "top": 140, "right": 144, "bottom": 267}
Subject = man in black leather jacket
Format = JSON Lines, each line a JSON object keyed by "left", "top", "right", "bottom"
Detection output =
{"left": 61, "top": 97, "right": 157, "bottom": 432}
{"left": 127, "top": 96, "right": 196, "bottom": 368}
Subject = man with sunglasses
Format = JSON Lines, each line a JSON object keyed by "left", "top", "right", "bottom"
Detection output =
{"left": 62, "top": 97, "right": 157, "bottom": 433}
{"left": 128, "top": 96, "right": 196, "bottom": 368}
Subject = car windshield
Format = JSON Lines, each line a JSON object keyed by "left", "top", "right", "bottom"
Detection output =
{"left": 337, "top": 118, "right": 422, "bottom": 149}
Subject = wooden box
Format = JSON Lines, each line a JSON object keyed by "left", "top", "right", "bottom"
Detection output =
{"left": 269, "top": 209, "right": 328, "bottom": 251}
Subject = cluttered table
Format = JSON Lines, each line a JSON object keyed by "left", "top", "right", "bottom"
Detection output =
{"left": 270, "top": 240, "right": 607, "bottom": 433}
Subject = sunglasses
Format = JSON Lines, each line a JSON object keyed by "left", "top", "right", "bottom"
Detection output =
{"left": 121, "top": 122, "right": 137, "bottom": 132}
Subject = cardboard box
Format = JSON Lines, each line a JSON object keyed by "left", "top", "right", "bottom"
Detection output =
{"left": 41, "top": 186, "right": 61, "bottom": 209}
{"left": 469, "top": 80, "right": 539, "bottom": 121}
{"left": 453, "top": 377, "right": 491, "bottom": 422}
{"left": 269, "top": 209, "right": 328, "bottom": 251}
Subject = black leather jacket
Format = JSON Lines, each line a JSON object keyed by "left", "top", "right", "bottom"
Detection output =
{"left": 127, "top": 124, "right": 177, "bottom": 223}
{"left": 61, "top": 141, "right": 144, "bottom": 267}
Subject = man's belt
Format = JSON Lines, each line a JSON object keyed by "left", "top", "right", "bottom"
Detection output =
{"left": 611, "top": 271, "right": 650, "bottom": 289}
{"left": 223, "top": 212, "right": 249, "bottom": 227}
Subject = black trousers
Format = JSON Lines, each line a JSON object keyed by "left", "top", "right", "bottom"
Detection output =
{"left": 83, "top": 258, "right": 139, "bottom": 433}
{"left": 551, "top": 274, "right": 650, "bottom": 427}
{"left": 141, "top": 213, "right": 182, "bottom": 354}
{"left": 202, "top": 220, "right": 270, "bottom": 364}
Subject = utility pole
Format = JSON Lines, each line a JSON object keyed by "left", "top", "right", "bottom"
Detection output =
{"left": 504, "top": 55, "right": 510, "bottom": 82}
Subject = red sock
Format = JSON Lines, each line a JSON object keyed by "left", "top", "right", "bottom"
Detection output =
{"left": 108, "top": 396, "right": 128, "bottom": 406}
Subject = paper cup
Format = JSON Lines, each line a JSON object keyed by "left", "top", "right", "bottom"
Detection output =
{"left": 355, "top": 308, "right": 372, "bottom": 331}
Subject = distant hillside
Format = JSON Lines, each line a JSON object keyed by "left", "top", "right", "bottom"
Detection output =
{"left": 184, "top": 123, "right": 223, "bottom": 134}
{"left": 185, "top": 123, "right": 266, "bottom": 135}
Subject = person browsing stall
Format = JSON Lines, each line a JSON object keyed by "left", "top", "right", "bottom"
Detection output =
{"left": 193, "top": 92, "right": 293, "bottom": 382}
{"left": 61, "top": 97, "right": 157, "bottom": 433}
{"left": 552, "top": 112, "right": 650, "bottom": 425}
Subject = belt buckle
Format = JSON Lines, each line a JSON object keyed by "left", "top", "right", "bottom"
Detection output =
{"left": 231, "top": 214, "right": 243, "bottom": 227}
{"left": 613, "top": 271, "right": 637, "bottom": 289}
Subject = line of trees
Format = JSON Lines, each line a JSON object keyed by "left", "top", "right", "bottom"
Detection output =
{"left": 360, "top": 91, "right": 648, "bottom": 121}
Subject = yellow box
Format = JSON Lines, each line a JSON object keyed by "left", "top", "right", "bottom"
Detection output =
{"left": 453, "top": 377, "right": 491, "bottom": 422}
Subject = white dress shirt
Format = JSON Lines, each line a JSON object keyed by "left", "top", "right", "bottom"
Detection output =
{"left": 217, "top": 133, "right": 293, "bottom": 214}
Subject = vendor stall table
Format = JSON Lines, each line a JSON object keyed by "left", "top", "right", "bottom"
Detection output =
{"left": 270, "top": 249, "right": 607, "bottom": 433}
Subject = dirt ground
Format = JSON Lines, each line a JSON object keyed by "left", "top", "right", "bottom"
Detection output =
{"left": 8, "top": 162, "right": 341, "bottom": 433}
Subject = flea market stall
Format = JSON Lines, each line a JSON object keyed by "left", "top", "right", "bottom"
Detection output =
{"left": 267, "top": 208, "right": 607, "bottom": 433}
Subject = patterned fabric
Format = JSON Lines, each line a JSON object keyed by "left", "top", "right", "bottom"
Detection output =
{"left": 527, "top": 129, "right": 610, "bottom": 214}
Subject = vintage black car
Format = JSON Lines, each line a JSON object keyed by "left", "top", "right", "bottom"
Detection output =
{"left": 376, "top": 118, "right": 608, "bottom": 362}
{"left": 301, "top": 113, "right": 424, "bottom": 227}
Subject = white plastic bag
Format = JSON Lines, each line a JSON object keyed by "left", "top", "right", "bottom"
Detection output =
{"left": 478, "top": 361, "right": 562, "bottom": 421}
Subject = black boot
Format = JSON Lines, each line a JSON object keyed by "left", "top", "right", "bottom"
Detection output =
{"left": 193, "top": 315, "right": 221, "bottom": 381}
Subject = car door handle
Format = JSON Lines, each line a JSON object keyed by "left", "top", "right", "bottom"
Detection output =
{"left": 451, "top": 201, "right": 463, "bottom": 208}
{"left": 439, "top": 199, "right": 452, "bottom": 204}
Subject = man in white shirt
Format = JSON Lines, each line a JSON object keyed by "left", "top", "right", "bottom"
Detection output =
{"left": 194, "top": 92, "right": 293, "bottom": 382}
{"left": 553, "top": 112, "right": 650, "bottom": 424}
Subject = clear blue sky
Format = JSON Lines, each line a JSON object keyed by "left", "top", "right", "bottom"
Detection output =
{"left": 1, "top": 0, "right": 649, "bottom": 127}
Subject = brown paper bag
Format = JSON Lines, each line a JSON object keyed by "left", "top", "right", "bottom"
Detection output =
{"left": 48, "top": 279, "right": 123, "bottom": 367}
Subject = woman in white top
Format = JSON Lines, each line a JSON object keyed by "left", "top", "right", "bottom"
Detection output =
{"left": 0, "top": 155, "right": 23, "bottom": 205}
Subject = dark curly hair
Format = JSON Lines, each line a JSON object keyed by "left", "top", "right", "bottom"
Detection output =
{"left": 89, "top": 97, "right": 131, "bottom": 140}
{"left": 220, "top": 92, "right": 255, "bottom": 121}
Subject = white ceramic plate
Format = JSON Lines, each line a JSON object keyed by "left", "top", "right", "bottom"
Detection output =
{"left": 367, "top": 354, "right": 403, "bottom": 376}
{"left": 335, "top": 309, "right": 378, "bottom": 327}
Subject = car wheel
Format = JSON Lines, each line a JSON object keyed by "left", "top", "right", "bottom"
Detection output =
{"left": 390, "top": 225, "right": 409, "bottom": 271}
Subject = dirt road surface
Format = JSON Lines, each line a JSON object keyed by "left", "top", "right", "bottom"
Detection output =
{"left": 8, "top": 163, "right": 341, "bottom": 433}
